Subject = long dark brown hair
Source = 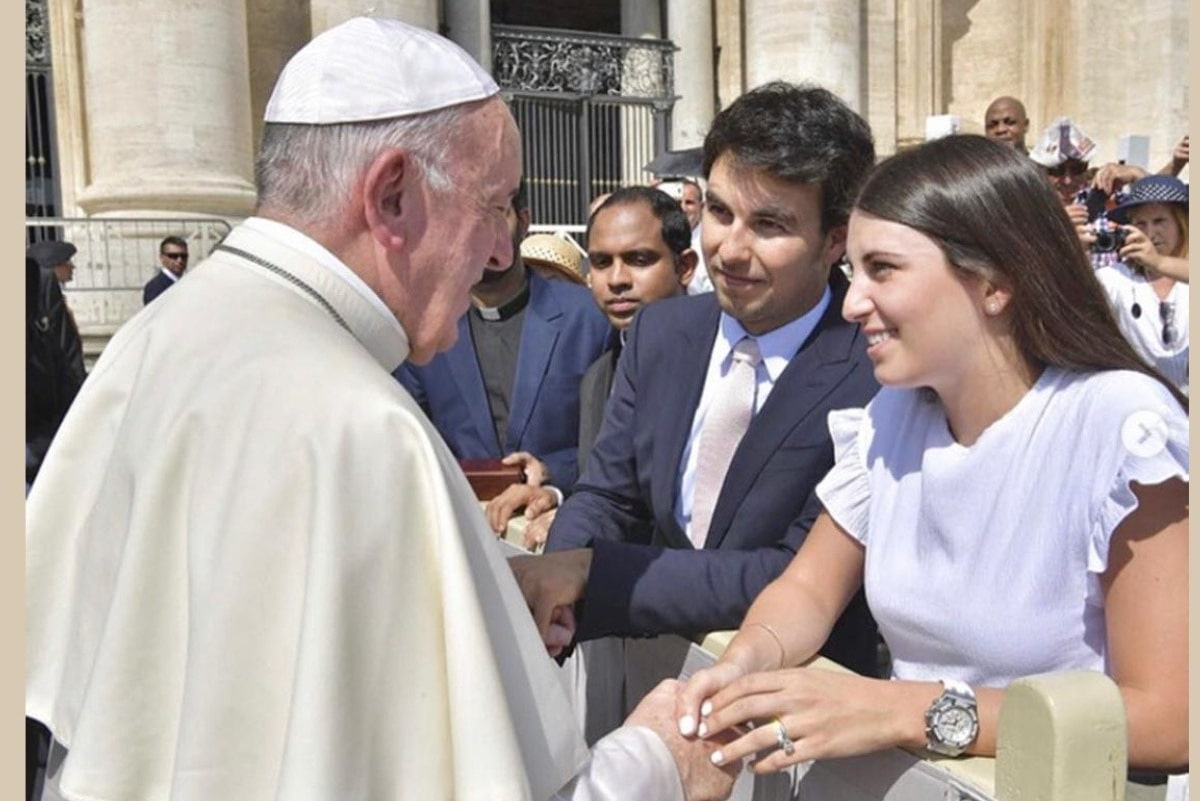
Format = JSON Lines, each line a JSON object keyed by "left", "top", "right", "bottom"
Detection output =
{"left": 854, "top": 135, "right": 1187, "bottom": 409}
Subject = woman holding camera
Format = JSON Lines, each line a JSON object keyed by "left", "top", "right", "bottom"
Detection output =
{"left": 675, "top": 136, "right": 1188, "bottom": 784}
{"left": 1094, "top": 175, "right": 1189, "bottom": 394}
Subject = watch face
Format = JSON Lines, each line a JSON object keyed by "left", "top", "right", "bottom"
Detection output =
{"left": 936, "top": 706, "right": 976, "bottom": 747}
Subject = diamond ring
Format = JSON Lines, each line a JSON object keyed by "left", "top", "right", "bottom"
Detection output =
{"left": 773, "top": 718, "right": 795, "bottom": 757}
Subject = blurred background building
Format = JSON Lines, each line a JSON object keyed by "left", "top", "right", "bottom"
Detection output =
{"left": 25, "top": 0, "right": 1190, "bottom": 355}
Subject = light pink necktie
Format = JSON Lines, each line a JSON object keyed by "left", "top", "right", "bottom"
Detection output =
{"left": 690, "top": 337, "right": 761, "bottom": 548}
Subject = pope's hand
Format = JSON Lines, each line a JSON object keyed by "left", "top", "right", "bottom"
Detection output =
{"left": 626, "top": 679, "right": 739, "bottom": 801}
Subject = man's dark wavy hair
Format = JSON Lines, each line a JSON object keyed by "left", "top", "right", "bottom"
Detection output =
{"left": 702, "top": 81, "right": 875, "bottom": 233}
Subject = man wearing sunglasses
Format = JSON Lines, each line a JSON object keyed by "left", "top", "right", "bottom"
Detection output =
{"left": 143, "top": 236, "right": 189, "bottom": 305}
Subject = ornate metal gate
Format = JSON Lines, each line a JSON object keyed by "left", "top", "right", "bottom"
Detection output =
{"left": 493, "top": 25, "right": 676, "bottom": 226}
{"left": 26, "top": 0, "right": 63, "bottom": 239}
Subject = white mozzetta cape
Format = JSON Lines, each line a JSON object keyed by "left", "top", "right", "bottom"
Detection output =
{"left": 27, "top": 224, "right": 677, "bottom": 801}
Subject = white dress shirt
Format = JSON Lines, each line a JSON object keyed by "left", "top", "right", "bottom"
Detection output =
{"left": 675, "top": 286, "right": 831, "bottom": 539}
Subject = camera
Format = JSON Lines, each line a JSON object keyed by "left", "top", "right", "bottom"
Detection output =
{"left": 1074, "top": 188, "right": 1127, "bottom": 255}
{"left": 1090, "top": 216, "right": 1127, "bottom": 254}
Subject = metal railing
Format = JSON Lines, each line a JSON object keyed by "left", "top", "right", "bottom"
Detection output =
{"left": 494, "top": 25, "right": 677, "bottom": 227}
{"left": 25, "top": 216, "right": 233, "bottom": 335}
{"left": 492, "top": 25, "right": 676, "bottom": 101}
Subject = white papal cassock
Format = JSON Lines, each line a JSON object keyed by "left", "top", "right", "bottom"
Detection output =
{"left": 26, "top": 220, "right": 683, "bottom": 801}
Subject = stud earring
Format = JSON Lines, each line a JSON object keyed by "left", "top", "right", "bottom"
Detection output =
{"left": 986, "top": 302, "right": 1001, "bottom": 315}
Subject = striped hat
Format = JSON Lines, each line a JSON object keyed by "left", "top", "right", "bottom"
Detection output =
{"left": 1108, "top": 175, "right": 1188, "bottom": 223}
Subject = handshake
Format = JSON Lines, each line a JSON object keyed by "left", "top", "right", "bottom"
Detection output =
{"left": 617, "top": 678, "right": 743, "bottom": 801}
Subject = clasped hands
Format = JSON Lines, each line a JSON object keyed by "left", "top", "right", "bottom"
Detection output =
{"left": 672, "top": 660, "right": 912, "bottom": 774}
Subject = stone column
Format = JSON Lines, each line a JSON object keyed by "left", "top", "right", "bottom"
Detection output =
{"left": 894, "top": 0, "right": 938, "bottom": 149}
{"left": 864, "top": 0, "right": 898, "bottom": 156}
{"left": 667, "top": 0, "right": 715, "bottom": 148}
{"left": 310, "top": 0, "right": 437, "bottom": 34}
{"left": 621, "top": 0, "right": 664, "bottom": 184}
{"left": 713, "top": 0, "right": 745, "bottom": 111}
{"left": 743, "top": 0, "right": 864, "bottom": 112}
{"left": 444, "top": 0, "right": 492, "bottom": 72}
{"left": 621, "top": 0, "right": 662, "bottom": 38}
{"left": 941, "top": 0, "right": 1025, "bottom": 136}
{"left": 246, "top": 0, "right": 311, "bottom": 151}
{"left": 73, "top": 0, "right": 256, "bottom": 217}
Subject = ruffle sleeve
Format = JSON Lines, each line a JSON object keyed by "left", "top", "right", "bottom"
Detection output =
{"left": 1087, "top": 407, "right": 1190, "bottom": 580}
{"left": 815, "top": 407, "right": 872, "bottom": 545}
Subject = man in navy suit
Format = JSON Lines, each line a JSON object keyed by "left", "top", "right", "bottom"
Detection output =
{"left": 485, "top": 185, "right": 698, "bottom": 547}
{"left": 143, "top": 236, "right": 189, "bottom": 305}
{"left": 511, "top": 82, "right": 881, "bottom": 677}
{"left": 394, "top": 180, "right": 611, "bottom": 492}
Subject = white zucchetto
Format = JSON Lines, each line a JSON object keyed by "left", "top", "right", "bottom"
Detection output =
{"left": 264, "top": 16, "right": 500, "bottom": 124}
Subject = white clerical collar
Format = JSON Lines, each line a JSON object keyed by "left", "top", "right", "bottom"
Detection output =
{"left": 713, "top": 284, "right": 832, "bottom": 382}
{"left": 242, "top": 216, "right": 407, "bottom": 342}
{"left": 159, "top": 268, "right": 180, "bottom": 283}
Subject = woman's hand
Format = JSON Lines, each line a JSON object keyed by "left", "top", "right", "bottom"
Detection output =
{"left": 675, "top": 661, "right": 749, "bottom": 738}
{"left": 696, "top": 668, "right": 926, "bottom": 773}
{"left": 1118, "top": 226, "right": 1162, "bottom": 272}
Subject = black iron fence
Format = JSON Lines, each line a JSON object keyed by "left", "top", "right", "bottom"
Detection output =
{"left": 493, "top": 25, "right": 677, "bottom": 226}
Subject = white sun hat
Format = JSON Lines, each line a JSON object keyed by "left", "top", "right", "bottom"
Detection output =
{"left": 264, "top": 17, "right": 499, "bottom": 124}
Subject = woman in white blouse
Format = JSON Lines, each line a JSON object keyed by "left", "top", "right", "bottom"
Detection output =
{"left": 675, "top": 136, "right": 1188, "bottom": 777}
{"left": 1094, "top": 175, "right": 1189, "bottom": 394}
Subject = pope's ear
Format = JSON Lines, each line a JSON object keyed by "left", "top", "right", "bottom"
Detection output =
{"left": 362, "top": 148, "right": 409, "bottom": 249}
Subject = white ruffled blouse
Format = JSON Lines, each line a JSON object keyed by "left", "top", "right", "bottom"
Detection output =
{"left": 814, "top": 368, "right": 1188, "bottom": 686}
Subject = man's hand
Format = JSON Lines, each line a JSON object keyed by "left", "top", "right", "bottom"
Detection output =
{"left": 509, "top": 549, "right": 593, "bottom": 645}
{"left": 486, "top": 483, "right": 559, "bottom": 535}
{"left": 1065, "top": 203, "right": 1095, "bottom": 249}
{"left": 626, "top": 679, "right": 739, "bottom": 801}
{"left": 545, "top": 604, "right": 576, "bottom": 658}
{"left": 1091, "top": 162, "right": 1147, "bottom": 195}
{"left": 502, "top": 451, "right": 550, "bottom": 486}
{"left": 522, "top": 507, "right": 558, "bottom": 551}
{"left": 1159, "top": 134, "right": 1189, "bottom": 176}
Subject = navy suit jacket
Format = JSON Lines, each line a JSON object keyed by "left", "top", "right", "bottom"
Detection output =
{"left": 546, "top": 271, "right": 882, "bottom": 675}
{"left": 142, "top": 271, "right": 177, "bottom": 305}
{"left": 395, "top": 270, "right": 612, "bottom": 488}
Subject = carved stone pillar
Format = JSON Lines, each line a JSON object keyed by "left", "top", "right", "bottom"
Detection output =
{"left": 73, "top": 0, "right": 256, "bottom": 216}
{"left": 667, "top": 0, "right": 715, "bottom": 148}
{"left": 743, "top": 0, "right": 864, "bottom": 112}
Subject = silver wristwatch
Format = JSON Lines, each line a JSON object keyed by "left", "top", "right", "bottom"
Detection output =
{"left": 924, "top": 678, "right": 980, "bottom": 757}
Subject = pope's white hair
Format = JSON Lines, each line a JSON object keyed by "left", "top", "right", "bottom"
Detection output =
{"left": 254, "top": 103, "right": 474, "bottom": 225}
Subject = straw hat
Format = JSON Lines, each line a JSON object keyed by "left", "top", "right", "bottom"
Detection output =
{"left": 520, "top": 234, "right": 585, "bottom": 285}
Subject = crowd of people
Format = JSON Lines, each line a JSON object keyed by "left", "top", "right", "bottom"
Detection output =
{"left": 25, "top": 17, "right": 1188, "bottom": 801}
